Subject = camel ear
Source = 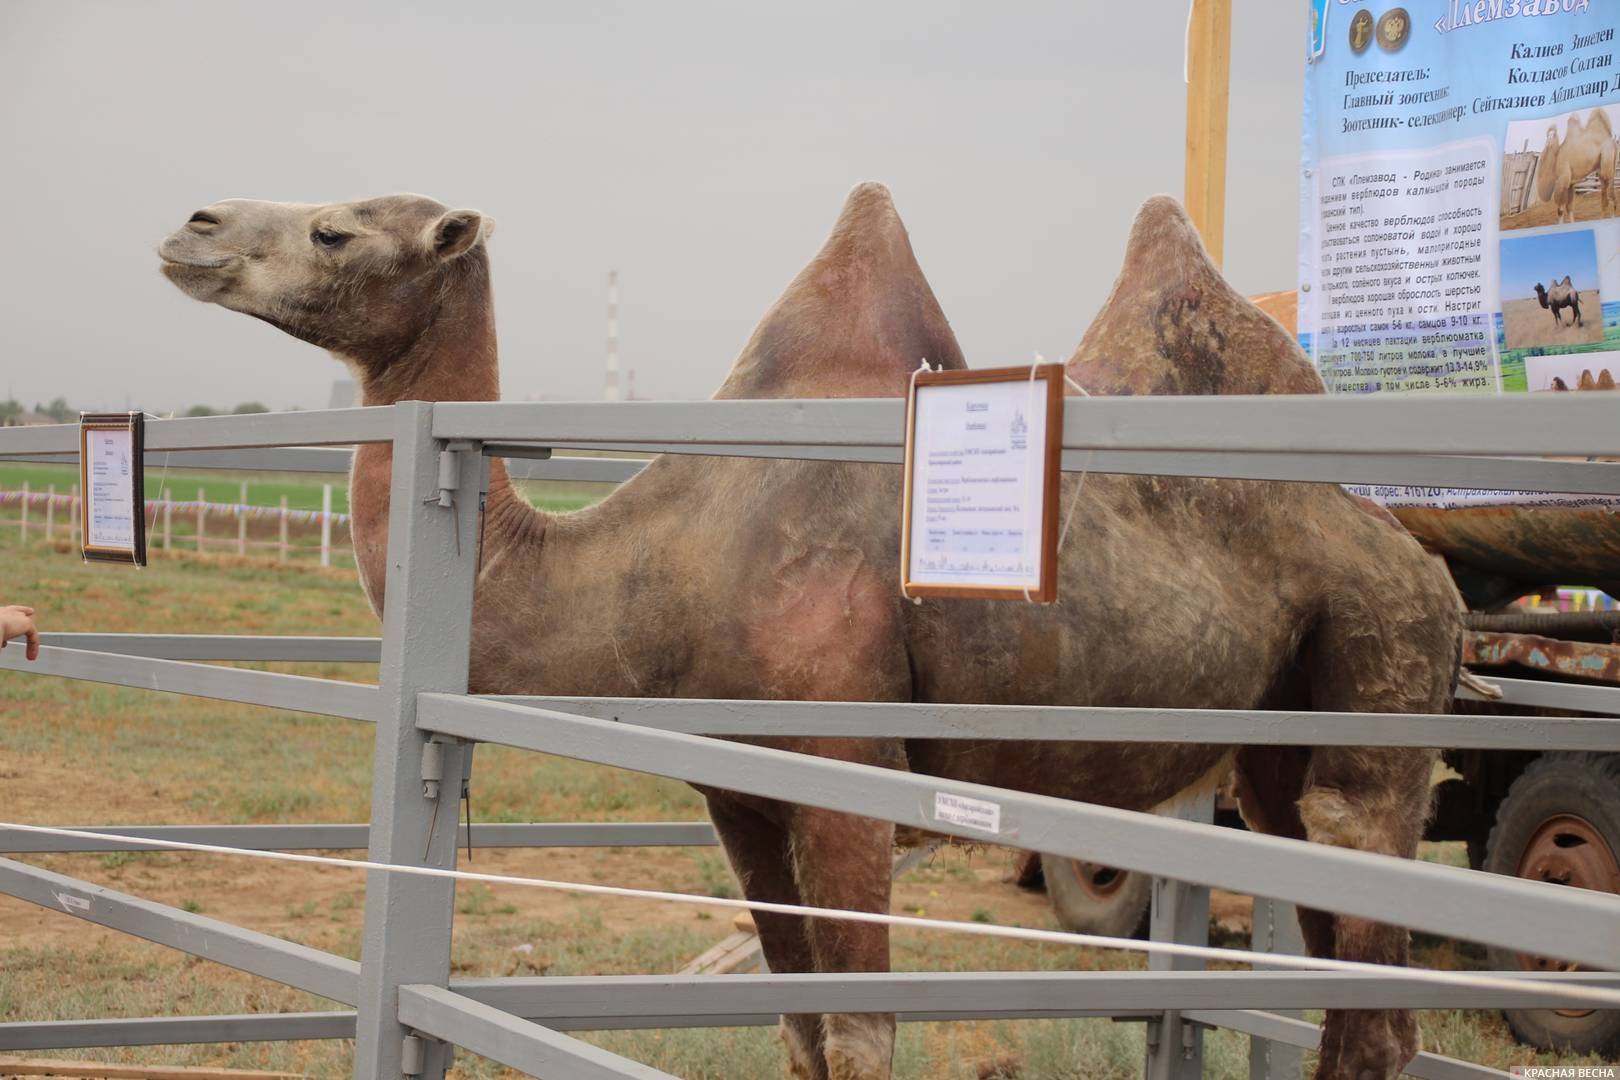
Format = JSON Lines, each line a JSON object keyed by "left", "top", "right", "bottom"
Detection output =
{"left": 428, "top": 210, "right": 487, "bottom": 260}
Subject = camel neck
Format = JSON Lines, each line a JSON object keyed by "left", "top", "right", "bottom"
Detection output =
{"left": 345, "top": 258, "right": 540, "bottom": 611}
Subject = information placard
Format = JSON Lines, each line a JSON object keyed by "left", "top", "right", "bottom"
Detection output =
{"left": 78, "top": 412, "right": 146, "bottom": 566}
{"left": 901, "top": 364, "right": 1064, "bottom": 602}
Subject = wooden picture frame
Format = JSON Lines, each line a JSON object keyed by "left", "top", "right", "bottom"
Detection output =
{"left": 900, "top": 364, "right": 1065, "bottom": 602}
{"left": 78, "top": 411, "right": 147, "bottom": 566}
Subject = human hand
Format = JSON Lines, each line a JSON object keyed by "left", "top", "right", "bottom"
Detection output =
{"left": 0, "top": 605, "right": 40, "bottom": 661}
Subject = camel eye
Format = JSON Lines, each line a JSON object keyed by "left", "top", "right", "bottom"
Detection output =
{"left": 311, "top": 228, "right": 349, "bottom": 249}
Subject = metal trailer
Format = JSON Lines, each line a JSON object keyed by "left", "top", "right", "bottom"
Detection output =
{"left": 2, "top": 395, "right": 1619, "bottom": 1080}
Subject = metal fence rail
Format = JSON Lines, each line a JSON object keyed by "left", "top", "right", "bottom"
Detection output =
{"left": 1, "top": 397, "right": 1617, "bottom": 1080}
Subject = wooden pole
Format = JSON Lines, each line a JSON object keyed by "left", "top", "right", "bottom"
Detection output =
{"left": 19, "top": 480, "right": 28, "bottom": 541}
{"left": 70, "top": 483, "right": 79, "bottom": 545}
{"left": 237, "top": 480, "right": 249, "bottom": 556}
{"left": 279, "top": 495, "right": 289, "bottom": 562}
{"left": 196, "top": 486, "right": 206, "bottom": 552}
{"left": 162, "top": 487, "right": 172, "bottom": 550}
{"left": 1184, "top": 0, "right": 1232, "bottom": 268}
{"left": 44, "top": 484, "right": 55, "bottom": 541}
{"left": 320, "top": 484, "right": 333, "bottom": 567}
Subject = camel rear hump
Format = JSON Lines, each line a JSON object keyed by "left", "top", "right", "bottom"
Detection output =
{"left": 1068, "top": 196, "right": 1324, "bottom": 396}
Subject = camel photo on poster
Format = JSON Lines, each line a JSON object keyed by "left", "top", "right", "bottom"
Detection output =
{"left": 1499, "top": 228, "right": 1604, "bottom": 349}
{"left": 1501, "top": 105, "right": 1620, "bottom": 230}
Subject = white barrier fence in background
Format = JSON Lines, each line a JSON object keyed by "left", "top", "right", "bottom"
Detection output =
{"left": 0, "top": 482, "right": 350, "bottom": 563}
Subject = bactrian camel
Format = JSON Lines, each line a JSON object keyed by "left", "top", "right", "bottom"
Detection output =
{"left": 1537, "top": 108, "right": 1617, "bottom": 223}
{"left": 1534, "top": 275, "right": 1583, "bottom": 327}
{"left": 160, "top": 187, "right": 1461, "bottom": 1080}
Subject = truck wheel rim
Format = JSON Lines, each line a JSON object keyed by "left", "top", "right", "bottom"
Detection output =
{"left": 1515, "top": 813, "right": 1620, "bottom": 1019}
{"left": 1063, "top": 860, "right": 1127, "bottom": 900}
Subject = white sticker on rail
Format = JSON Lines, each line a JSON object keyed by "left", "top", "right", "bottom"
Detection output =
{"left": 5, "top": 820, "right": 1618, "bottom": 1011}
{"left": 933, "top": 792, "right": 1000, "bottom": 834}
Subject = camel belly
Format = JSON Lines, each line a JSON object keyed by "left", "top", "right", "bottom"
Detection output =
{"left": 904, "top": 739, "right": 1233, "bottom": 813}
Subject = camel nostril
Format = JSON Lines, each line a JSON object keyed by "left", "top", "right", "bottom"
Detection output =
{"left": 188, "top": 210, "right": 221, "bottom": 228}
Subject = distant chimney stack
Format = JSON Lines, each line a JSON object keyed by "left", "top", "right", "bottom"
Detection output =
{"left": 605, "top": 270, "right": 620, "bottom": 402}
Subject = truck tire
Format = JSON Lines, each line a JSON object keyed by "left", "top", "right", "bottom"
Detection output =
{"left": 1039, "top": 855, "right": 1151, "bottom": 939}
{"left": 1482, "top": 752, "right": 1620, "bottom": 1057}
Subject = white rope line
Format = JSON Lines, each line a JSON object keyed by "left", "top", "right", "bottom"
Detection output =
{"left": 1058, "top": 371, "right": 1091, "bottom": 554}
{"left": 899, "top": 358, "right": 937, "bottom": 605}
{"left": 1019, "top": 359, "right": 1043, "bottom": 603}
{"left": 5, "top": 821, "right": 1618, "bottom": 1010}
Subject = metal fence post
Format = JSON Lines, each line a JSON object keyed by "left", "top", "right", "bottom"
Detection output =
{"left": 1248, "top": 897, "right": 1305, "bottom": 1080}
{"left": 352, "top": 403, "right": 482, "bottom": 1080}
{"left": 1144, "top": 790, "right": 1214, "bottom": 1080}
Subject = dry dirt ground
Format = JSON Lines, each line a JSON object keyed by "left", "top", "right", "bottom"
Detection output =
{"left": 1501, "top": 290, "right": 1603, "bottom": 349}
{"left": 1501, "top": 188, "right": 1620, "bottom": 230}
{"left": 0, "top": 746, "right": 1070, "bottom": 956}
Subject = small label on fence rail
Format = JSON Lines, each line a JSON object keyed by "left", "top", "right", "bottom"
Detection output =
{"left": 933, "top": 792, "right": 1001, "bottom": 834}
{"left": 52, "top": 890, "right": 90, "bottom": 914}
{"left": 1511, "top": 1068, "right": 1620, "bottom": 1079}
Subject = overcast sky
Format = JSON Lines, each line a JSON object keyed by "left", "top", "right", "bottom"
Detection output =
{"left": 1, "top": 1, "right": 1305, "bottom": 412}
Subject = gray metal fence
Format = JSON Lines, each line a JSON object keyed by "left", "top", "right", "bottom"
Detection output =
{"left": 2, "top": 395, "right": 1618, "bottom": 1080}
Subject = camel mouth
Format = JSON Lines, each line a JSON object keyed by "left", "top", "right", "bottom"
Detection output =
{"left": 158, "top": 250, "right": 230, "bottom": 270}
{"left": 158, "top": 245, "right": 239, "bottom": 302}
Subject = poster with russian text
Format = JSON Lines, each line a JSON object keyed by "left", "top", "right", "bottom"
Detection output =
{"left": 1300, "top": 0, "right": 1619, "bottom": 507}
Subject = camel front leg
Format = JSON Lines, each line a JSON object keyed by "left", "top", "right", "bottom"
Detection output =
{"left": 1296, "top": 744, "right": 1436, "bottom": 1080}
{"left": 706, "top": 794, "right": 829, "bottom": 1080}
{"left": 792, "top": 806, "right": 897, "bottom": 1080}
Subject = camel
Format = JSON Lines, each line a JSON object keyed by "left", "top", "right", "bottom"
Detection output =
{"left": 1533, "top": 275, "right": 1583, "bottom": 327}
{"left": 1535, "top": 108, "right": 1617, "bottom": 223}
{"left": 159, "top": 187, "right": 1460, "bottom": 1080}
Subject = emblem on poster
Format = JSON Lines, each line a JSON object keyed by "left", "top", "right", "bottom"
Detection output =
{"left": 900, "top": 364, "right": 1064, "bottom": 602}
{"left": 78, "top": 412, "right": 147, "bottom": 566}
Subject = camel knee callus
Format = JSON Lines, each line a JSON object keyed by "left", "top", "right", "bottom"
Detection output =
{"left": 161, "top": 187, "right": 1459, "bottom": 1080}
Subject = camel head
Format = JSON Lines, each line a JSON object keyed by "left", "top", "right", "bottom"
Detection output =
{"left": 1552, "top": 376, "right": 1570, "bottom": 391}
{"left": 1534, "top": 282, "right": 1549, "bottom": 307}
{"left": 159, "top": 194, "right": 494, "bottom": 373}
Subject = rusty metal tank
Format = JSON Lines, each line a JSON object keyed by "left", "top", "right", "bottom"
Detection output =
{"left": 1250, "top": 290, "right": 1619, "bottom": 606}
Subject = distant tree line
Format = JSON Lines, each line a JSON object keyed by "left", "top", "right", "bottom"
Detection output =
{"left": 0, "top": 399, "right": 275, "bottom": 425}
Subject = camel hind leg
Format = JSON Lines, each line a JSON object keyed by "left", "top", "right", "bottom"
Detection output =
{"left": 1294, "top": 597, "right": 1456, "bottom": 1080}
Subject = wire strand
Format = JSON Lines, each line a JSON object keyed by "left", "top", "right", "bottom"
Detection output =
{"left": 3, "top": 821, "right": 1615, "bottom": 1009}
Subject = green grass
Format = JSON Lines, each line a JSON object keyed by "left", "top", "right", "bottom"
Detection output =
{"left": 0, "top": 461, "right": 352, "bottom": 512}
{"left": 0, "top": 461, "right": 605, "bottom": 516}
